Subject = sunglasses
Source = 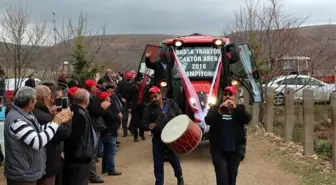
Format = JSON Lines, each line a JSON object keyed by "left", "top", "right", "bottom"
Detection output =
{"left": 223, "top": 92, "right": 234, "bottom": 97}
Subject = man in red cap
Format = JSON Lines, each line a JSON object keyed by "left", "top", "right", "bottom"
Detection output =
{"left": 116, "top": 72, "right": 134, "bottom": 137}
{"left": 85, "top": 79, "right": 110, "bottom": 183}
{"left": 204, "top": 86, "right": 251, "bottom": 185}
{"left": 142, "top": 86, "right": 184, "bottom": 185}
{"left": 128, "top": 78, "right": 145, "bottom": 142}
{"left": 68, "top": 86, "right": 79, "bottom": 104}
{"left": 98, "top": 92, "right": 122, "bottom": 176}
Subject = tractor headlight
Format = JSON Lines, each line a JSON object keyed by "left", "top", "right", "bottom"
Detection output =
{"left": 208, "top": 96, "right": 217, "bottom": 105}
{"left": 213, "top": 39, "right": 223, "bottom": 46}
{"left": 231, "top": 80, "right": 239, "bottom": 86}
{"left": 160, "top": 81, "right": 167, "bottom": 87}
{"left": 173, "top": 40, "right": 183, "bottom": 47}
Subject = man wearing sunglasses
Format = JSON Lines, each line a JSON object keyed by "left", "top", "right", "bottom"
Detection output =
{"left": 205, "top": 86, "right": 251, "bottom": 185}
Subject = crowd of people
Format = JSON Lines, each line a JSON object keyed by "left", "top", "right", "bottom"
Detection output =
{"left": 2, "top": 69, "right": 148, "bottom": 185}
{"left": 1, "top": 51, "right": 251, "bottom": 185}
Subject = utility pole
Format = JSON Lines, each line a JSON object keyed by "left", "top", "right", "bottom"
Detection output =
{"left": 52, "top": 12, "right": 57, "bottom": 46}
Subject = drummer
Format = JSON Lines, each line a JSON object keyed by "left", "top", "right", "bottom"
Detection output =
{"left": 142, "top": 86, "right": 184, "bottom": 185}
{"left": 204, "top": 86, "right": 251, "bottom": 185}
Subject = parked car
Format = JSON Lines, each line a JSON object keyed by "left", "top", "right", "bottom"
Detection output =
{"left": 263, "top": 75, "right": 335, "bottom": 105}
{"left": 5, "top": 78, "right": 41, "bottom": 91}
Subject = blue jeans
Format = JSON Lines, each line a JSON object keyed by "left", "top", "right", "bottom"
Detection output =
{"left": 152, "top": 137, "right": 182, "bottom": 185}
{"left": 101, "top": 135, "right": 117, "bottom": 173}
{"left": 97, "top": 138, "right": 103, "bottom": 155}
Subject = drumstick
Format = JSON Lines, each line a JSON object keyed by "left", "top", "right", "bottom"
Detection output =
{"left": 154, "top": 112, "right": 166, "bottom": 129}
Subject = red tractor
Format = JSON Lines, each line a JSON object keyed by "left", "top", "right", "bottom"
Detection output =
{"left": 135, "top": 33, "right": 263, "bottom": 138}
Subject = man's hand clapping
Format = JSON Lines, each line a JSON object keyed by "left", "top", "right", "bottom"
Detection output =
{"left": 53, "top": 108, "right": 73, "bottom": 125}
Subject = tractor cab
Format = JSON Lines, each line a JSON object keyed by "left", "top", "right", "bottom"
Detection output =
{"left": 135, "top": 33, "right": 263, "bottom": 136}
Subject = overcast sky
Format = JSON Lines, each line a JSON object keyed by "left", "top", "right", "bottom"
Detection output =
{"left": 1, "top": 0, "right": 336, "bottom": 37}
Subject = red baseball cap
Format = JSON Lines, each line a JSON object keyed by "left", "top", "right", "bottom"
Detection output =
{"left": 125, "top": 72, "right": 132, "bottom": 79}
{"left": 85, "top": 79, "right": 97, "bottom": 88}
{"left": 99, "top": 92, "right": 111, "bottom": 100}
{"left": 68, "top": 86, "right": 79, "bottom": 97}
{"left": 148, "top": 86, "right": 160, "bottom": 93}
{"left": 224, "top": 86, "right": 237, "bottom": 94}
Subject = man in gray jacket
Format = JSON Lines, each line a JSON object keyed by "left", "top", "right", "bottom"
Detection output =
{"left": 4, "top": 86, "right": 72, "bottom": 185}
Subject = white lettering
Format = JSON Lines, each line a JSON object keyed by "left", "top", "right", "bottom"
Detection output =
{"left": 174, "top": 47, "right": 220, "bottom": 77}
{"left": 185, "top": 70, "right": 215, "bottom": 77}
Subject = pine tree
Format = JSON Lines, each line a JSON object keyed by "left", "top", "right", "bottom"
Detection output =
{"left": 70, "top": 35, "right": 98, "bottom": 85}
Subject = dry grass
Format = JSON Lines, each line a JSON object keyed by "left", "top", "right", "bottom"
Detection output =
{"left": 270, "top": 103, "right": 333, "bottom": 160}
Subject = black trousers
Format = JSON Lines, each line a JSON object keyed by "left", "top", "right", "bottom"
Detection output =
{"left": 62, "top": 163, "right": 90, "bottom": 185}
{"left": 131, "top": 106, "right": 144, "bottom": 139}
{"left": 121, "top": 104, "right": 129, "bottom": 136}
{"left": 54, "top": 157, "right": 64, "bottom": 185}
{"left": 210, "top": 149, "right": 242, "bottom": 185}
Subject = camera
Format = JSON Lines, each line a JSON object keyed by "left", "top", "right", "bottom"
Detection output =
{"left": 55, "top": 97, "right": 68, "bottom": 111}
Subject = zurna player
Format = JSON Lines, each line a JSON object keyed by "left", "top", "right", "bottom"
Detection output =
{"left": 142, "top": 86, "right": 184, "bottom": 185}
{"left": 205, "top": 86, "right": 251, "bottom": 185}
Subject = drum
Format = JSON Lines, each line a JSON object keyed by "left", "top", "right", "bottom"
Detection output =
{"left": 161, "top": 114, "right": 202, "bottom": 155}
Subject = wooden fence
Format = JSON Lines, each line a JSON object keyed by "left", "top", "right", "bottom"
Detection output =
{"left": 243, "top": 87, "right": 336, "bottom": 170}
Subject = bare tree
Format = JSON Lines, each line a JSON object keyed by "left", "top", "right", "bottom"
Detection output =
{"left": 0, "top": 4, "right": 48, "bottom": 89}
{"left": 225, "top": 0, "right": 336, "bottom": 90}
{"left": 225, "top": 0, "right": 336, "bottom": 123}
{"left": 47, "top": 12, "right": 124, "bottom": 79}
{"left": 224, "top": 0, "right": 308, "bottom": 80}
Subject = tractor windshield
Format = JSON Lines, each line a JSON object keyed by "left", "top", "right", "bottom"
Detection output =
{"left": 172, "top": 46, "right": 221, "bottom": 79}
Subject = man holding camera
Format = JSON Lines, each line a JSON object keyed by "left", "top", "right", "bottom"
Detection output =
{"left": 33, "top": 85, "right": 72, "bottom": 185}
{"left": 4, "top": 86, "right": 73, "bottom": 185}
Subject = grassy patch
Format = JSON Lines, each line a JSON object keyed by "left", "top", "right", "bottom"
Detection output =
{"left": 261, "top": 135, "right": 336, "bottom": 185}
{"left": 279, "top": 155, "right": 335, "bottom": 185}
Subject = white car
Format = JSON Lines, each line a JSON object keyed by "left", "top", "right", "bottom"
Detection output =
{"left": 264, "top": 75, "right": 335, "bottom": 105}
{"left": 5, "top": 78, "right": 41, "bottom": 91}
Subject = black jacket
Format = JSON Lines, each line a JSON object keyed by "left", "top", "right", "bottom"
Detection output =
{"left": 128, "top": 84, "right": 143, "bottom": 110}
{"left": 117, "top": 79, "right": 133, "bottom": 102}
{"left": 25, "top": 79, "right": 35, "bottom": 88}
{"left": 87, "top": 95, "right": 108, "bottom": 131}
{"left": 103, "top": 75, "right": 113, "bottom": 84}
{"left": 32, "top": 103, "right": 71, "bottom": 177}
{"left": 204, "top": 104, "right": 251, "bottom": 152}
{"left": 64, "top": 104, "right": 94, "bottom": 163}
{"left": 111, "top": 94, "right": 123, "bottom": 113}
{"left": 145, "top": 57, "right": 169, "bottom": 86}
{"left": 101, "top": 104, "right": 120, "bottom": 137}
{"left": 142, "top": 99, "right": 181, "bottom": 137}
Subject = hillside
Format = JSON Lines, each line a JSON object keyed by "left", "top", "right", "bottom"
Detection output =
{"left": 0, "top": 25, "right": 336, "bottom": 74}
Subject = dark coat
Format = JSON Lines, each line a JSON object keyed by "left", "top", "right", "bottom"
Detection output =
{"left": 32, "top": 103, "right": 71, "bottom": 177}
{"left": 128, "top": 84, "right": 144, "bottom": 110}
{"left": 117, "top": 79, "right": 133, "bottom": 103}
{"left": 87, "top": 95, "right": 108, "bottom": 131}
{"left": 64, "top": 104, "right": 94, "bottom": 163}
{"left": 142, "top": 98, "right": 181, "bottom": 138}
{"left": 101, "top": 104, "right": 120, "bottom": 137}
{"left": 204, "top": 104, "right": 251, "bottom": 152}
{"left": 145, "top": 57, "right": 169, "bottom": 86}
{"left": 25, "top": 79, "right": 35, "bottom": 88}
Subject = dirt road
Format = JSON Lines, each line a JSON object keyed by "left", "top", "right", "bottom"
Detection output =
{"left": 97, "top": 133, "right": 302, "bottom": 185}
{"left": 0, "top": 132, "right": 301, "bottom": 185}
